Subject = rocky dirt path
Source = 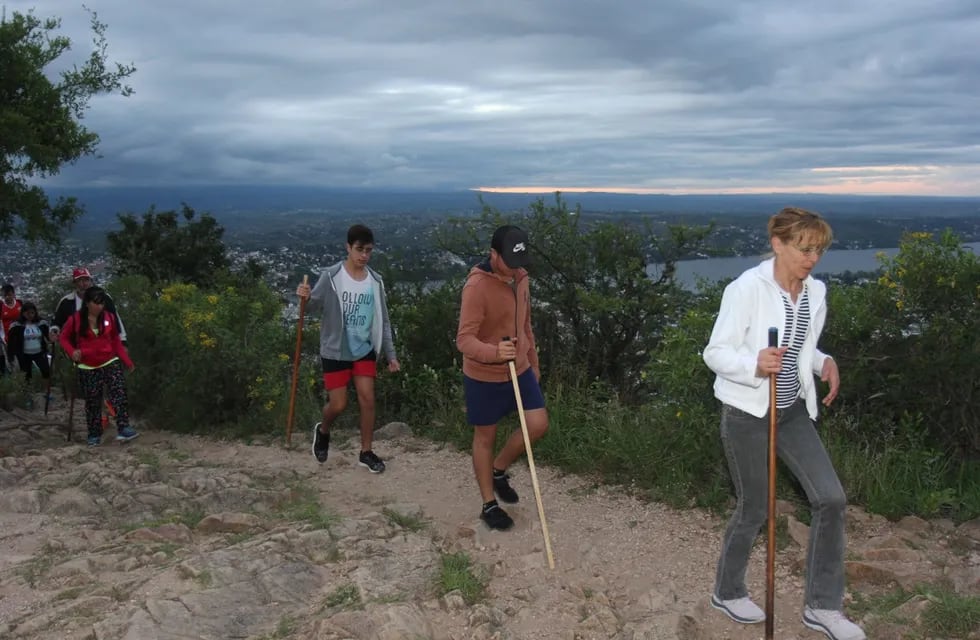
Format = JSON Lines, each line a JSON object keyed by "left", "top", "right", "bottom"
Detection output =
{"left": 1, "top": 402, "right": 978, "bottom": 640}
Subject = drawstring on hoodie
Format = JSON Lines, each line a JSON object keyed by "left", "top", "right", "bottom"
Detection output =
{"left": 511, "top": 280, "right": 519, "bottom": 342}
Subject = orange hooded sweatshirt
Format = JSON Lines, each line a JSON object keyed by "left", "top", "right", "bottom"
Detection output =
{"left": 456, "top": 262, "right": 539, "bottom": 383}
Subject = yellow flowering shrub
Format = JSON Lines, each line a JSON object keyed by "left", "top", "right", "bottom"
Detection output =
{"left": 120, "top": 276, "right": 320, "bottom": 433}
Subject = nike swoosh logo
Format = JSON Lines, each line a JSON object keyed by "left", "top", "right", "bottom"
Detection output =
{"left": 513, "top": 242, "right": 526, "bottom": 252}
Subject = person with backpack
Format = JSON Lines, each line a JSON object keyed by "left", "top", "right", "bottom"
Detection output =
{"left": 50, "top": 268, "right": 127, "bottom": 342}
{"left": 59, "top": 286, "right": 139, "bottom": 447}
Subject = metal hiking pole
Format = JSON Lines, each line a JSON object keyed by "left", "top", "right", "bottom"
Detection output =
{"left": 285, "top": 275, "right": 309, "bottom": 445}
{"left": 503, "top": 336, "right": 555, "bottom": 570}
{"left": 44, "top": 343, "right": 55, "bottom": 416}
{"left": 765, "top": 326, "right": 779, "bottom": 640}
{"left": 66, "top": 364, "right": 77, "bottom": 442}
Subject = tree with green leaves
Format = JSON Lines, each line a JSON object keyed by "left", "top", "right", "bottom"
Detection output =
{"left": 824, "top": 229, "right": 980, "bottom": 458}
{"left": 107, "top": 205, "right": 230, "bottom": 288}
{"left": 436, "top": 193, "right": 714, "bottom": 400}
{"left": 0, "top": 8, "right": 135, "bottom": 243}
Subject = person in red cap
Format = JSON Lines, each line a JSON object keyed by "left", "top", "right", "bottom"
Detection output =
{"left": 50, "top": 267, "right": 127, "bottom": 343}
{"left": 1, "top": 284, "right": 23, "bottom": 342}
{"left": 0, "top": 283, "right": 23, "bottom": 373}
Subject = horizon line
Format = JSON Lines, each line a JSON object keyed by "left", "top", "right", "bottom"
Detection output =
{"left": 473, "top": 186, "right": 980, "bottom": 198}
{"left": 41, "top": 184, "right": 980, "bottom": 198}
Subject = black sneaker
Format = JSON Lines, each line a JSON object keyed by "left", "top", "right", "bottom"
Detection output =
{"left": 493, "top": 469, "right": 519, "bottom": 504}
{"left": 312, "top": 422, "right": 329, "bottom": 463}
{"left": 480, "top": 500, "right": 514, "bottom": 531}
{"left": 358, "top": 450, "right": 386, "bottom": 473}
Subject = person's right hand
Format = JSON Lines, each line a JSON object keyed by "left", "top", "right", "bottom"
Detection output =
{"left": 296, "top": 282, "right": 311, "bottom": 299}
{"left": 496, "top": 338, "right": 517, "bottom": 362}
{"left": 71, "top": 349, "right": 82, "bottom": 363}
{"left": 755, "top": 346, "right": 786, "bottom": 377}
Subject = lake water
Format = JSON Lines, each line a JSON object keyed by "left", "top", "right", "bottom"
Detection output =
{"left": 654, "top": 242, "right": 980, "bottom": 290}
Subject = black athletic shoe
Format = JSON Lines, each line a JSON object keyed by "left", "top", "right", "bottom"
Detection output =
{"left": 312, "top": 422, "right": 329, "bottom": 463}
{"left": 493, "top": 469, "right": 519, "bottom": 504}
{"left": 358, "top": 450, "right": 386, "bottom": 473}
{"left": 480, "top": 500, "right": 514, "bottom": 531}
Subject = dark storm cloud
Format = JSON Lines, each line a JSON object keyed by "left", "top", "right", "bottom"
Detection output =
{"left": 11, "top": 0, "right": 980, "bottom": 194}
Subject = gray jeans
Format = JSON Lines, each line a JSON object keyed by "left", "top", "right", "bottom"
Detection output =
{"left": 715, "top": 400, "right": 846, "bottom": 610}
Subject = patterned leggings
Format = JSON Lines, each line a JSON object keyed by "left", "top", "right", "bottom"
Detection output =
{"left": 77, "top": 361, "right": 131, "bottom": 438}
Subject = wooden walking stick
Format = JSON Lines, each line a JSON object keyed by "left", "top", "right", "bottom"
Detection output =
{"left": 504, "top": 337, "right": 555, "bottom": 570}
{"left": 285, "top": 275, "right": 309, "bottom": 445}
{"left": 765, "top": 326, "right": 779, "bottom": 640}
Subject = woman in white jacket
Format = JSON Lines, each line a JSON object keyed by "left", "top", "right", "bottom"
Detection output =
{"left": 703, "top": 207, "right": 865, "bottom": 640}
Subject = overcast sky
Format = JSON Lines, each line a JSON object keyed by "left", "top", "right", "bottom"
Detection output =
{"left": 10, "top": 0, "right": 980, "bottom": 195}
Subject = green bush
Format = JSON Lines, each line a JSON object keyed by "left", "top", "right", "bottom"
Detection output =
{"left": 117, "top": 276, "right": 319, "bottom": 435}
{"left": 825, "top": 412, "right": 980, "bottom": 520}
{"left": 435, "top": 194, "right": 711, "bottom": 400}
{"left": 376, "top": 278, "right": 467, "bottom": 439}
{"left": 824, "top": 230, "right": 979, "bottom": 460}
{"left": 376, "top": 362, "right": 466, "bottom": 442}
{"left": 102, "top": 212, "right": 979, "bottom": 523}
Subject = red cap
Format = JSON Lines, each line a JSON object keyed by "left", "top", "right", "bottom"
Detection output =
{"left": 72, "top": 267, "right": 92, "bottom": 280}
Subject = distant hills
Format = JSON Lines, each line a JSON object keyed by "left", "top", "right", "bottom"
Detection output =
{"left": 46, "top": 185, "right": 980, "bottom": 233}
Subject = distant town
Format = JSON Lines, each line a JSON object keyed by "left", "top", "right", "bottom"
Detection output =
{"left": 3, "top": 189, "right": 978, "bottom": 314}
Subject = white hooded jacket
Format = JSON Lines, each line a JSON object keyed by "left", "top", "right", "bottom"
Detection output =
{"left": 703, "top": 257, "right": 832, "bottom": 420}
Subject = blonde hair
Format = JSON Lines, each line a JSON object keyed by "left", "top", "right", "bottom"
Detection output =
{"left": 768, "top": 207, "right": 833, "bottom": 249}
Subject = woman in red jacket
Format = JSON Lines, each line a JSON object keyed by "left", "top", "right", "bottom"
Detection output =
{"left": 60, "top": 287, "right": 139, "bottom": 447}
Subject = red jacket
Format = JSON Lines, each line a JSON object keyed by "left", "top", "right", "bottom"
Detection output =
{"left": 1, "top": 299, "right": 22, "bottom": 341}
{"left": 60, "top": 311, "right": 134, "bottom": 369}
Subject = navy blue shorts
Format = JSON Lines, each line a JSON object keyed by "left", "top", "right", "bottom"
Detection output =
{"left": 464, "top": 368, "right": 545, "bottom": 426}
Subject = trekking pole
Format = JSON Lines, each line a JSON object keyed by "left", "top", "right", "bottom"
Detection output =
{"left": 66, "top": 364, "right": 77, "bottom": 442}
{"left": 765, "top": 326, "right": 779, "bottom": 640}
{"left": 44, "top": 343, "right": 55, "bottom": 416}
{"left": 503, "top": 336, "right": 555, "bottom": 570}
{"left": 285, "top": 275, "right": 309, "bottom": 445}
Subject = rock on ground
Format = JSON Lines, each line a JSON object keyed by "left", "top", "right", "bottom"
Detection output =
{"left": 1, "top": 406, "right": 978, "bottom": 640}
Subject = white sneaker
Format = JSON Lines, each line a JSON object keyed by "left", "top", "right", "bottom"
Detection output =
{"left": 710, "top": 594, "right": 765, "bottom": 624}
{"left": 803, "top": 607, "right": 866, "bottom": 640}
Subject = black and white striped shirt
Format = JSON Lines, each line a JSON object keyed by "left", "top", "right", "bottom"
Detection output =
{"left": 776, "top": 286, "right": 810, "bottom": 409}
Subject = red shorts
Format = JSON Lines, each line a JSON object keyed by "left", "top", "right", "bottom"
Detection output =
{"left": 322, "top": 352, "right": 377, "bottom": 390}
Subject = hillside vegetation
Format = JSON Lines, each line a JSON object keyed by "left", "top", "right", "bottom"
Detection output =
{"left": 47, "top": 196, "right": 979, "bottom": 524}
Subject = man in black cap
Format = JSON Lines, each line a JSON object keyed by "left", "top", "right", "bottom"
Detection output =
{"left": 456, "top": 225, "right": 549, "bottom": 530}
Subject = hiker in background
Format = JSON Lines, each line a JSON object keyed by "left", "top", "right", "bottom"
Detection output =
{"left": 50, "top": 267, "right": 127, "bottom": 344}
{"left": 456, "top": 225, "right": 548, "bottom": 531}
{"left": 59, "top": 286, "right": 139, "bottom": 447}
{"left": 7, "top": 302, "right": 51, "bottom": 382}
{"left": 702, "top": 207, "right": 864, "bottom": 640}
{"left": 1, "top": 283, "right": 23, "bottom": 372}
{"left": 295, "top": 224, "right": 400, "bottom": 473}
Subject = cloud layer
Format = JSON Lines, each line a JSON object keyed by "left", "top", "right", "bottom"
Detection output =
{"left": 12, "top": 0, "right": 980, "bottom": 194}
